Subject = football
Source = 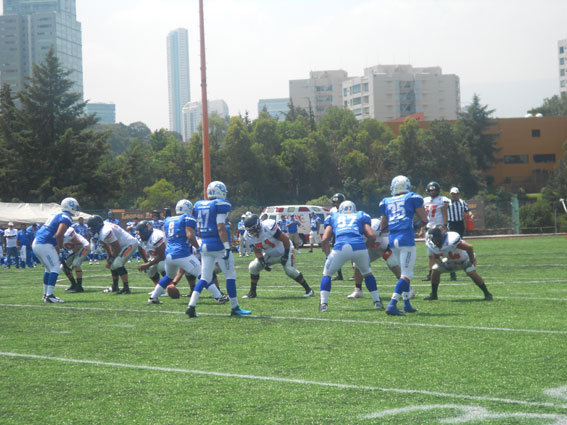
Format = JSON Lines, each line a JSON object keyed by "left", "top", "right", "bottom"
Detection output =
{"left": 166, "top": 284, "right": 180, "bottom": 299}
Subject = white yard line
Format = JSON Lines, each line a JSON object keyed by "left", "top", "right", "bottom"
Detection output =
{"left": 1, "top": 303, "right": 565, "bottom": 335}
{"left": 0, "top": 351, "right": 565, "bottom": 410}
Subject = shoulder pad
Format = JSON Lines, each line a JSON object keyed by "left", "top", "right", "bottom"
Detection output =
{"left": 447, "top": 231, "right": 461, "bottom": 246}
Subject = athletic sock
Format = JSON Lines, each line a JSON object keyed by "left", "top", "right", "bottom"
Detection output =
{"left": 206, "top": 282, "right": 222, "bottom": 298}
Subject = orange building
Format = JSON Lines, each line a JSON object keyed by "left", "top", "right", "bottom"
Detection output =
{"left": 386, "top": 116, "right": 567, "bottom": 192}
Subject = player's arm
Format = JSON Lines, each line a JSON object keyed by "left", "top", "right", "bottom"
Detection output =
{"left": 320, "top": 225, "right": 334, "bottom": 257}
{"left": 441, "top": 204, "right": 448, "bottom": 226}
{"left": 54, "top": 223, "right": 69, "bottom": 251}
{"left": 363, "top": 223, "right": 376, "bottom": 250}
{"left": 415, "top": 207, "right": 429, "bottom": 236}
{"left": 138, "top": 246, "right": 149, "bottom": 264}
{"left": 185, "top": 226, "right": 200, "bottom": 251}
{"left": 456, "top": 240, "right": 476, "bottom": 265}
{"left": 276, "top": 230, "right": 291, "bottom": 250}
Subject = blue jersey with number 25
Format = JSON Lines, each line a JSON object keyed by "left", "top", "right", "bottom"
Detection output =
{"left": 379, "top": 192, "right": 424, "bottom": 248}
{"left": 193, "top": 199, "right": 232, "bottom": 252}
{"left": 324, "top": 211, "right": 371, "bottom": 251}
{"left": 164, "top": 214, "right": 197, "bottom": 259}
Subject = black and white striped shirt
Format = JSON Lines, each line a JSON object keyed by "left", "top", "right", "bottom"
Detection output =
{"left": 448, "top": 199, "right": 469, "bottom": 222}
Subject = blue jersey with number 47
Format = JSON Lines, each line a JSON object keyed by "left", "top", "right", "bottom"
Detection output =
{"left": 193, "top": 199, "right": 231, "bottom": 252}
{"left": 164, "top": 214, "right": 197, "bottom": 259}
{"left": 324, "top": 211, "right": 371, "bottom": 251}
{"left": 379, "top": 192, "right": 424, "bottom": 248}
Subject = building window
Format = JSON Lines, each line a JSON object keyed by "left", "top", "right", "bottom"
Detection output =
{"left": 562, "top": 69, "right": 566, "bottom": 77}
{"left": 561, "top": 46, "right": 565, "bottom": 54}
{"left": 344, "top": 88, "right": 347, "bottom": 96}
{"left": 531, "top": 129, "right": 541, "bottom": 137}
{"left": 344, "top": 101, "right": 347, "bottom": 107}
{"left": 352, "top": 97, "right": 361, "bottom": 105}
{"left": 353, "top": 108, "right": 362, "bottom": 116}
{"left": 363, "top": 107, "right": 369, "bottom": 114}
{"left": 503, "top": 155, "right": 529, "bottom": 164}
{"left": 562, "top": 80, "right": 566, "bottom": 88}
{"left": 533, "top": 154, "right": 556, "bottom": 163}
{"left": 352, "top": 84, "right": 361, "bottom": 94}
{"left": 561, "top": 58, "right": 565, "bottom": 65}
{"left": 362, "top": 96, "right": 369, "bottom": 104}
{"left": 363, "top": 83, "right": 369, "bottom": 92}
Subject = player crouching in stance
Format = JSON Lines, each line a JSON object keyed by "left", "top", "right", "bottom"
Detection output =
{"left": 87, "top": 215, "right": 138, "bottom": 294}
{"left": 242, "top": 214, "right": 314, "bottom": 299}
{"left": 135, "top": 220, "right": 166, "bottom": 288}
{"left": 319, "top": 201, "right": 382, "bottom": 312}
{"left": 424, "top": 225, "right": 493, "bottom": 301}
{"left": 32, "top": 197, "right": 80, "bottom": 303}
{"left": 186, "top": 181, "right": 251, "bottom": 318}
{"left": 61, "top": 226, "right": 90, "bottom": 293}
{"left": 148, "top": 199, "right": 226, "bottom": 305}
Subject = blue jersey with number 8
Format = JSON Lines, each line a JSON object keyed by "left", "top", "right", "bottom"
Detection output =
{"left": 164, "top": 214, "right": 197, "bottom": 259}
{"left": 379, "top": 192, "right": 424, "bottom": 247}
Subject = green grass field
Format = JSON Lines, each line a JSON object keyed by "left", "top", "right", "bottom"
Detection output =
{"left": 1, "top": 236, "right": 566, "bottom": 424}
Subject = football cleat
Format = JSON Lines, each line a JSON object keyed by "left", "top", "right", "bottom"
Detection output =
{"left": 403, "top": 302, "right": 418, "bottom": 313}
{"left": 216, "top": 294, "right": 230, "bottom": 304}
{"left": 484, "top": 293, "right": 493, "bottom": 301}
{"left": 44, "top": 294, "right": 64, "bottom": 303}
{"left": 67, "top": 286, "right": 84, "bottom": 293}
{"left": 319, "top": 303, "right": 328, "bottom": 312}
{"left": 347, "top": 288, "right": 363, "bottom": 299}
{"left": 65, "top": 284, "right": 75, "bottom": 292}
{"left": 303, "top": 289, "right": 314, "bottom": 298}
{"left": 117, "top": 287, "right": 131, "bottom": 295}
{"left": 331, "top": 275, "right": 343, "bottom": 281}
{"left": 385, "top": 304, "right": 406, "bottom": 316}
{"left": 242, "top": 291, "right": 256, "bottom": 299}
{"left": 423, "top": 294, "right": 438, "bottom": 301}
{"left": 231, "top": 306, "right": 251, "bottom": 316}
{"left": 186, "top": 306, "right": 198, "bottom": 318}
{"left": 374, "top": 300, "right": 384, "bottom": 310}
{"left": 147, "top": 298, "right": 162, "bottom": 305}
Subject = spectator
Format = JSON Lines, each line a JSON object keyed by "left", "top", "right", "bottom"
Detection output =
{"left": 308, "top": 212, "right": 322, "bottom": 252}
{"left": 286, "top": 213, "right": 302, "bottom": 253}
{"left": 237, "top": 214, "right": 249, "bottom": 257}
{"left": 0, "top": 227, "right": 5, "bottom": 268}
{"left": 278, "top": 215, "right": 287, "bottom": 233}
{"left": 149, "top": 210, "right": 164, "bottom": 231}
{"left": 106, "top": 210, "right": 121, "bottom": 227}
{"left": 4, "top": 222, "right": 19, "bottom": 268}
{"left": 447, "top": 187, "right": 474, "bottom": 281}
{"left": 17, "top": 224, "right": 33, "bottom": 268}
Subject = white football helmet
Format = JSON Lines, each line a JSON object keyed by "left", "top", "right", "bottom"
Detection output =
{"left": 176, "top": 199, "right": 193, "bottom": 215}
{"left": 61, "top": 197, "right": 80, "bottom": 216}
{"left": 390, "top": 175, "right": 411, "bottom": 196}
{"left": 338, "top": 200, "right": 357, "bottom": 214}
{"left": 245, "top": 211, "right": 252, "bottom": 218}
{"left": 207, "top": 181, "right": 228, "bottom": 200}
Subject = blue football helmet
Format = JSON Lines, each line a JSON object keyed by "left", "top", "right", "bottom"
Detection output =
{"left": 390, "top": 175, "right": 411, "bottom": 196}
{"left": 207, "top": 181, "right": 228, "bottom": 200}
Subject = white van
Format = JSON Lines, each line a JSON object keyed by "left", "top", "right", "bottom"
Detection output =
{"left": 261, "top": 205, "right": 330, "bottom": 246}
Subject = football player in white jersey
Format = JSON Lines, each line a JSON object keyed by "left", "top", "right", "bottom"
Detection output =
{"left": 420, "top": 181, "right": 449, "bottom": 281}
{"left": 60, "top": 224, "right": 90, "bottom": 293}
{"left": 135, "top": 220, "right": 166, "bottom": 286}
{"left": 424, "top": 225, "right": 492, "bottom": 301}
{"left": 88, "top": 215, "right": 138, "bottom": 294}
{"left": 241, "top": 214, "right": 314, "bottom": 299}
{"left": 347, "top": 218, "right": 401, "bottom": 301}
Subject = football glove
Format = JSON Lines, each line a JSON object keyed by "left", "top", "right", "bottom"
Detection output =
{"left": 222, "top": 249, "right": 231, "bottom": 260}
{"left": 259, "top": 256, "right": 271, "bottom": 271}
{"left": 280, "top": 249, "right": 290, "bottom": 266}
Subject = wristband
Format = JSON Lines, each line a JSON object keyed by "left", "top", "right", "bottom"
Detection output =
{"left": 223, "top": 241, "right": 230, "bottom": 250}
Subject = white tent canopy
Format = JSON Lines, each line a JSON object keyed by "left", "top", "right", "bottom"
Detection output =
{"left": 0, "top": 202, "right": 91, "bottom": 226}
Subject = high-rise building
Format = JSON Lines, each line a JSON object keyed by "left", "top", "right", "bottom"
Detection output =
{"left": 559, "top": 39, "right": 567, "bottom": 95}
{"left": 342, "top": 65, "right": 460, "bottom": 122}
{"left": 289, "top": 70, "right": 348, "bottom": 120}
{"left": 181, "top": 99, "right": 229, "bottom": 142}
{"left": 86, "top": 102, "right": 116, "bottom": 124}
{"left": 167, "top": 28, "right": 190, "bottom": 135}
{"left": 0, "top": 0, "right": 83, "bottom": 95}
{"left": 258, "top": 98, "right": 289, "bottom": 121}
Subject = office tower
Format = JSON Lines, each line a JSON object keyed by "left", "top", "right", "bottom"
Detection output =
{"left": 86, "top": 102, "right": 116, "bottom": 124}
{"left": 289, "top": 70, "right": 348, "bottom": 120}
{"left": 0, "top": 0, "right": 83, "bottom": 95}
{"left": 182, "top": 99, "right": 229, "bottom": 142}
{"left": 167, "top": 28, "right": 190, "bottom": 135}
{"left": 343, "top": 65, "right": 460, "bottom": 121}
{"left": 258, "top": 98, "right": 290, "bottom": 121}
{"left": 559, "top": 39, "right": 567, "bottom": 95}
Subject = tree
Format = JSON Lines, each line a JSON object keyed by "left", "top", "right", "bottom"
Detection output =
{"left": 528, "top": 93, "right": 567, "bottom": 117}
{"left": 137, "top": 179, "right": 185, "bottom": 210}
{"left": 0, "top": 48, "right": 111, "bottom": 205}
{"left": 457, "top": 94, "right": 500, "bottom": 173}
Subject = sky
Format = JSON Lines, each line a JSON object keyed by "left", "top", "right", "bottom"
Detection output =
{"left": 11, "top": 0, "right": 567, "bottom": 130}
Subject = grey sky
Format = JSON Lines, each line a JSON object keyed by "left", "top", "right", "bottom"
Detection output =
{"left": 10, "top": 0, "right": 567, "bottom": 129}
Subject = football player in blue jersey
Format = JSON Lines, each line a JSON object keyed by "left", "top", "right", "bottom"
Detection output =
{"left": 318, "top": 200, "right": 381, "bottom": 312}
{"left": 378, "top": 175, "right": 429, "bottom": 316}
{"left": 32, "top": 197, "right": 80, "bottom": 303}
{"left": 186, "top": 181, "right": 251, "bottom": 317}
{"left": 148, "top": 199, "right": 226, "bottom": 304}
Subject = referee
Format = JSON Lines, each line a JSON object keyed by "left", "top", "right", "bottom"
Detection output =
{"left": 447, "top": 187, "right": 473, "bottom": 281}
